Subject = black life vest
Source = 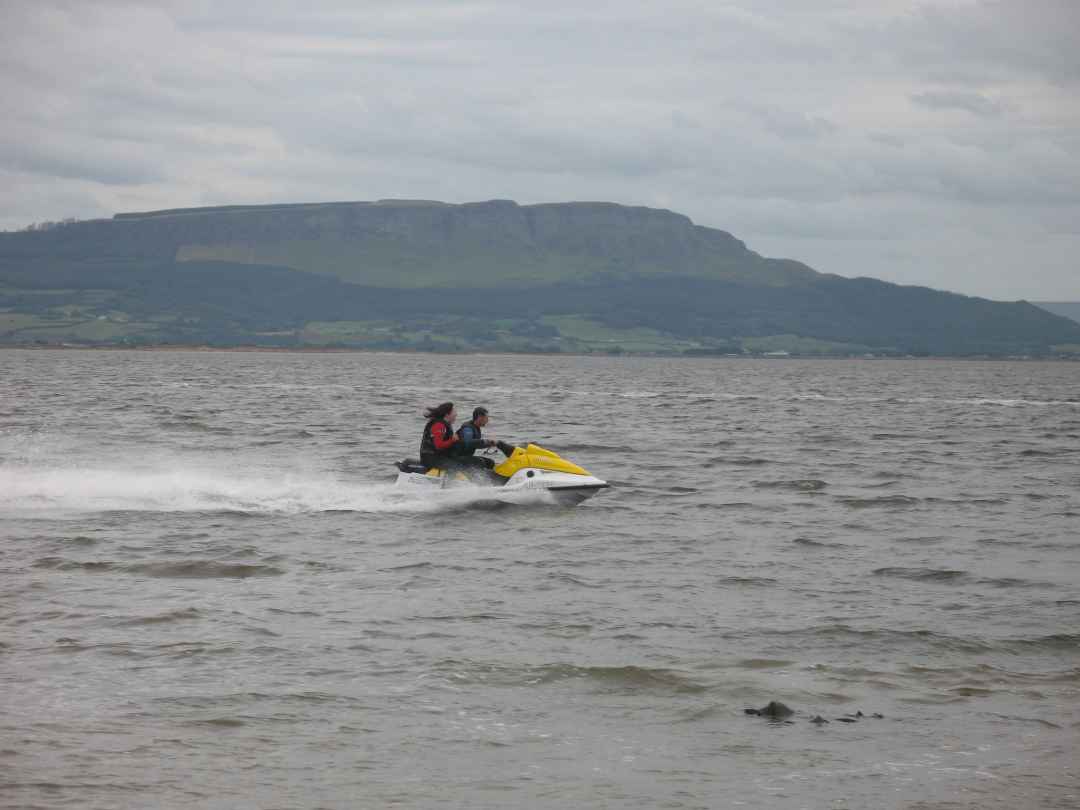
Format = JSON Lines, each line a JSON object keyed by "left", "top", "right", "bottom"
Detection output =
{"left": 420, "top": 418, "right": 454, "bottom": 458}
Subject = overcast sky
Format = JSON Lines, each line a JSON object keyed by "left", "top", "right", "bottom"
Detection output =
{"left": 2, "top": 0, "right": 1078, "bottom": 300}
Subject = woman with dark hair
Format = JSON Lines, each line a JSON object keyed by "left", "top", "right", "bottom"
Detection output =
{"left": 419, "top": 401, "right": 459, "bottom": 470}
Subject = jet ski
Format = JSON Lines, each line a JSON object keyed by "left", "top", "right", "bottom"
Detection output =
{"left": 394, "top": 441, "right": 609, "bottom": 506}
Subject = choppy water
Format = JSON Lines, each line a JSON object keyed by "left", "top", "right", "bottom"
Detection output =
{"left": 2, "top": 349, "right": 1078, "bottom": 809}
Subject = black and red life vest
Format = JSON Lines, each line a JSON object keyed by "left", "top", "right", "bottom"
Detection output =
{"left": 420, "top": 418, "right": 454, "bottom": 458}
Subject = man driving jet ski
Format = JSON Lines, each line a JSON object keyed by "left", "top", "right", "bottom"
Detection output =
{"left": 454, "top": 406, "right": 497, "bottom": 470}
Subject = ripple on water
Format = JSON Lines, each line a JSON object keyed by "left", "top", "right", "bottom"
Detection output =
{"left": 752, "top": 478, "right": 829, "bottom": 491}
{"left": 837, "top": 495, "right": 921, "bottom": 508}
{"left": 872, "top": 567, "right": 969, "bottom": 583}
{"left": 427, "top": 659, "right": 708, "bottom": 694}
{"left": 31, "top": 557, "right": 284, "bottom": 578}
{"left": 111, "top": 607, "right": 203, "bottom": 626}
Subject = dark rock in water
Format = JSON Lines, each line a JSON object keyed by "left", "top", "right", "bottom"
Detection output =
{"left": 745, "top": 702, "right": 883, "bottom": 725}
{"left": 745, "top": 701, "right": 794, "bottom": 719}
{"left": 833, "top": 710, "right": 884, "bottom": 723}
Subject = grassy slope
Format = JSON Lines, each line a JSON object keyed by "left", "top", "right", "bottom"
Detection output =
{"left": 178, "top": 239, "right": 621, "bottom": 288}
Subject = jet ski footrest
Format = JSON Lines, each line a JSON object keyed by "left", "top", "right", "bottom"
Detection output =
{"left": 395, "top": 459, "right": 428, "bottom": 474}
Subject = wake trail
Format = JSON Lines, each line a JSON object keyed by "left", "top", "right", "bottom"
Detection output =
{"left": 0, "top": 463, "right": 544, "bottom": 517}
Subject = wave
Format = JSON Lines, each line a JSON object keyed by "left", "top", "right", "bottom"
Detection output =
{"left": 740, "top": 625, "right": 997, "bottom": 655}
{"left": 112, "top": 608, "right": 204, "bottom": 626}
{"left": 872, "top": 567, "right": 968, "bottom": 582}
{"left": 731, "top": 658, "right": 795, "bottom": 670}
{"left": 923, "top": 496, "right": 1009, "bottom": 506}
{"left": 705, "top": 456, "right": 772, "bottom": 467}
{"left": 693, "top": 501, "right": 760, "bottom": 511}
{"left": 429, "top": 660, "right": 707, "bottom": 694}
{"left": 1019, "top": 449, "right": 1068, "bottom": 458}
{"left": 976, "top": 576, "right": 1053, "bottom": 589}
{"left": 715, "top": 576, "right": 779, "bottom": 587}
{"left": 789, "top": 394, "right": 1080, "bottom": 408}
{"left": 556, "top": 443, "right": 635, "bottom": 453}
{"left": 753, "top": 479, "right": 828, "bottom": 491}
{"left": 1002, "top": 633, "right": 1080, "bottom": 652}
{"left": 792, "top": 537, "right": 847, "bottom": 548}
{"left": 740, "top": 624, "right": 1080, "bottom": 659}
{"left": 837, "top": 495, "right": 920, "bottom": 508}
{"left": 158, "top": 419, "right": 233, "bottom": 435}
{"left": 33, "top": 557, "right": 284, "bottom": 578}
{"left": 872, "top": 568, "right": 1051, "bottom": 589}
{"left": 126, "top": 561, "right": 284, "bottom": 578}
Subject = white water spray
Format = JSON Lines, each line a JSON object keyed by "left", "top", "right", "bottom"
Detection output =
{"left": 0, "top": 458, "right": 547, "bottom": 516}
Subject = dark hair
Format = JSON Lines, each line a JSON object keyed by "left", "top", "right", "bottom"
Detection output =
{"left": 424, "top": 401, "right": 454, "bottom": 421}
{"left": 472, "top": 406, "right": 488, "bottom": 420}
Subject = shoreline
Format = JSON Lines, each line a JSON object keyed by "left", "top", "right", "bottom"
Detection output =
{"left": 1, "top": 343, "right": 1076, "bottom": 361}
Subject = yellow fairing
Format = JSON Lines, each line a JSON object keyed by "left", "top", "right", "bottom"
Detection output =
{"left": 493, "top": 444, "right": 591, "bottom": 479}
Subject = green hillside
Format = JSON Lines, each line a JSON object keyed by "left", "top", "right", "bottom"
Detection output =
{"left": 2, "top": 200, "right": 1078, "bottom": 356}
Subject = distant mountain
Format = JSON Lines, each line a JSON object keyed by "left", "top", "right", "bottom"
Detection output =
{"left": 1034, "top": 302, "right": 1080, "bottom": 325}
{"left": 2, "top": 199, "right": 1079, "bottom": 356}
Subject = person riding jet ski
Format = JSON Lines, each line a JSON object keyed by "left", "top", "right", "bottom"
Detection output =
{"left": 401, "top": 402, "right": 608, "bottom": 504}
{"left": 453, "top": 406, "right": 498, "bottom": 471}
{"left": 419, "top": 401, "right": 462, "bottom": 471}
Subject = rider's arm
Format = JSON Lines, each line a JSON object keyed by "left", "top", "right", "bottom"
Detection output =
{"left": 431, "top": 422, "right": 458, "bottom": 450}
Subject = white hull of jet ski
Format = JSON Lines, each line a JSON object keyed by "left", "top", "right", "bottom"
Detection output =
{"left": 393, "top": 469, "right": 608, "bottom": 506}
{"left": 394, "top": 443, "right": 609, "bottom": 506}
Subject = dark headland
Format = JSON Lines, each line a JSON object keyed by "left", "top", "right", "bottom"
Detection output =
{"left": 2, "top": 199, "right": 1078, "bottom": 357}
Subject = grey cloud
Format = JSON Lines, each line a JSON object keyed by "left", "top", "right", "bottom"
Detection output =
{"left": 880, "top": 0, "right": 1080, "bottom": 85}
{"left": 910, "top": 90, "right": 1003, "bottom": 117}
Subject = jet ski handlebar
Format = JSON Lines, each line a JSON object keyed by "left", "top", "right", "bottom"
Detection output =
{"left": 478, "top": 441, "right": 521, "bottom": 457}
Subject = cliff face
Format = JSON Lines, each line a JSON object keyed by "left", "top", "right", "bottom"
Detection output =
{"left": 2, "top": 199, "right": 1078, "bottom": 355}
{"left": 2, "top": 199, "right": 807, "bottom": 287}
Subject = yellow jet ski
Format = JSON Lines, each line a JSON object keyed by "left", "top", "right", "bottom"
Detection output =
{"left": 394, "top": 442, "right": 609, "bottom": 506}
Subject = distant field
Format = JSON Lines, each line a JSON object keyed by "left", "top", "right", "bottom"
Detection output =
{"left": 740, "top": 334, "right": 875, "bottom": 355}
{"left": 540, "top": 315, "right": 699, "bottom": 353}
{"left": 0, "top": 311, "right": 150, "bottom": 342}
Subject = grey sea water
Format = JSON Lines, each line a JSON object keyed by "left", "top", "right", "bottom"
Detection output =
{"left": 2, "top": 348, "right": 1078, "bottom": 810}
